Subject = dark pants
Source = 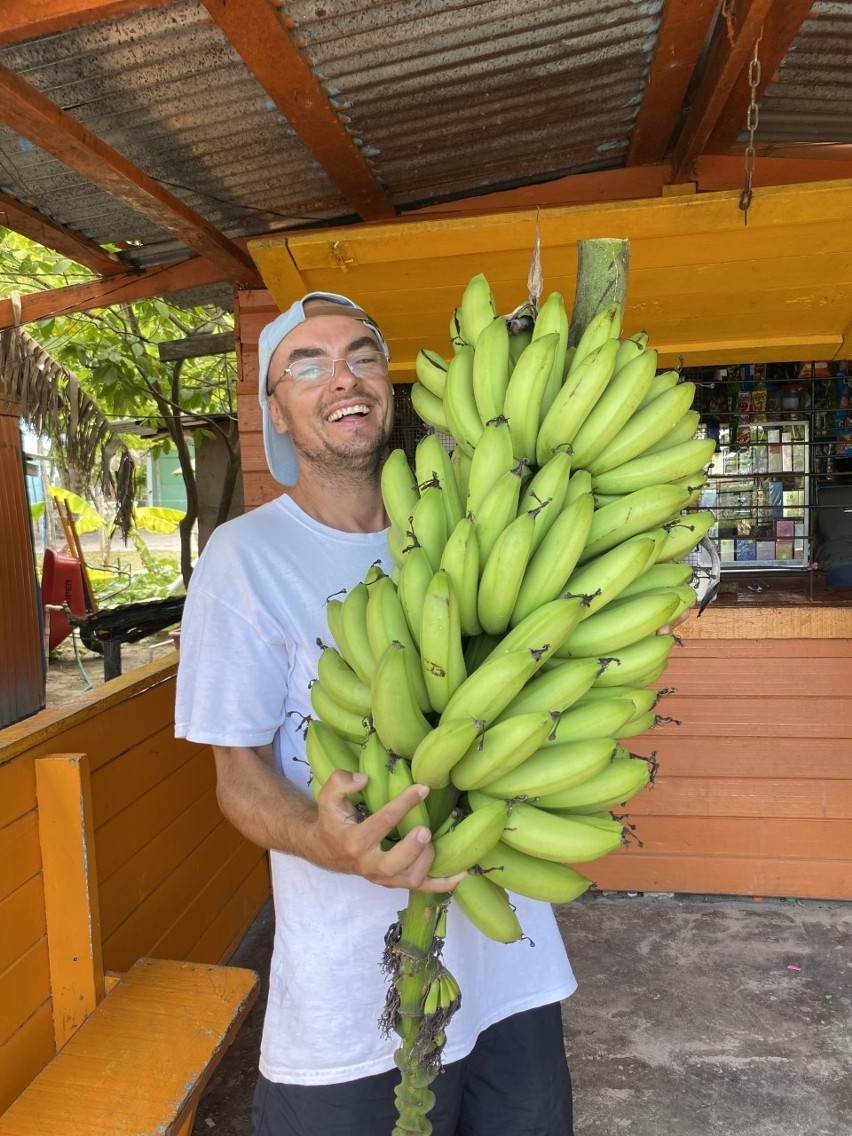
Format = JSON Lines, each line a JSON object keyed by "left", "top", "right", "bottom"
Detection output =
{"left": 252, "top": 1002, "right": 573, "bottom": 1136}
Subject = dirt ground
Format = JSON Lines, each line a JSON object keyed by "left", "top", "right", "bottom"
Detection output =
{"left": 44, "top": 634, "right": 177, "bottom": 709}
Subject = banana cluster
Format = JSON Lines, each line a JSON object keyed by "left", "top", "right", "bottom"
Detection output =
{"left": 306, "top": 271, "right": 715, "bottom": 944}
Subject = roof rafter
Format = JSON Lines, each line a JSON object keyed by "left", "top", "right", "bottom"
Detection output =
{"left": 0, "top": 60, "right": 262, "bottom": 286}
{"left": 0, "top": 256, "right": 230, "bottom": 330}
{"left": 0, "top": 190, "right": 127, "bottom": 277}
{"left": 705, "top": 0, "right": 817, "bottom": 153}
{"left": 670, "top": 0, "right": 775, "bottom": 180}
{"left": 0, "top": 0, "right": 174, "bottom": 45}
{"left": 627, "top": 0, "right": 718, "bottom": 167}
{"left": 199, "top": 0, "right": 395, "bottom": 223}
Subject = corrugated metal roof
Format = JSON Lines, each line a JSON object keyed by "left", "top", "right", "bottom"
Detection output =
{"left": 752, "top": 0, "right": 852, "bottom": 145}
{"left": 288, "top": 0, "right": 660, "bottom": 205}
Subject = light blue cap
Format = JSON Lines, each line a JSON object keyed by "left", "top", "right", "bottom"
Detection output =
{"left": 258, "top": 292, "right": 389, "bottom": 486}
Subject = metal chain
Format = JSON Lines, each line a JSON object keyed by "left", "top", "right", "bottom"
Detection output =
{"left": 739, "top": 31, "right": 763, "bottom": 226}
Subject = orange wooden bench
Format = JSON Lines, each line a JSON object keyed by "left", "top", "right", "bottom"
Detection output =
{"left": 0, "top": 754, "right": 260, "bottom": 1136}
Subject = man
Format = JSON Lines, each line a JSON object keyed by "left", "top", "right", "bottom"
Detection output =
{"left": 175, "top": 292, "right": 576, "bottom": 1136}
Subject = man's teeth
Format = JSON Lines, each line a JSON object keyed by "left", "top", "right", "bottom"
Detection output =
{"left": 328, "top": 404, "right": 369, "bottom": 422}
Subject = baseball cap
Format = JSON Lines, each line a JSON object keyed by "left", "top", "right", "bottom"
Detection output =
{"left": 257, "top": 291, "right": 389, "bottom": 486}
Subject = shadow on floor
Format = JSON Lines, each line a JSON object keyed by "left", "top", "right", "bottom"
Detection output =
{"left": 193, "top": 892, "right": 852, "bottom": 1136}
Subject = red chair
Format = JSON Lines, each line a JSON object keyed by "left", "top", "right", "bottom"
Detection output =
{"left": 41, "top": 549, "right": 88, "bottom": 652}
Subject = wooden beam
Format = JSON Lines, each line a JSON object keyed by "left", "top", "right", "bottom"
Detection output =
{"left": 157, "top": 331, "right": 234, "bottom": 361}
{"left": 200, "top": 0, "right": 395, "bottom": 223}
{"left": 671, "top": 0, "right": 775, "bottom": 180}
{"left": 706, "top": 0, "right": 817, "bottom": 153}
{"left": 627, "top": 0, "right": 718, "bottom": 166}
{"left": 0, "top": 191, "right": 127, "bottom": 276}
{"left": 0, "top": 61, "right": 262, "bottom": 287}
{"left": 0, "top": 0, "right": 174, "bottom": 45}
{"left": 0, "top": 256, "right": 231, "bottom": 329}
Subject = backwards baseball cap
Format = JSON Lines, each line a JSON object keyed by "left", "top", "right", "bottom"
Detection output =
{"left": 258, "top": 291, "right": 389, "bottom": 486}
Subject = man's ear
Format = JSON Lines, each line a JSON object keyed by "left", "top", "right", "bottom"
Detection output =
{"left": 267, "top": 394, "right": 290, "bottom": 437}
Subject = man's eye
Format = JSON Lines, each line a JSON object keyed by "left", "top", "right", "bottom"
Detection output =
{"left": 351, "top": 353, "right": 382, "bottom": 370}
{"left": 293, "top": 362, "right": 327, "bottom": 380}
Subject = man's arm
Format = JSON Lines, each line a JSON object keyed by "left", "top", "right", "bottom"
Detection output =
{"left": 213, "top": 744, "right": 461, "bottom": 893}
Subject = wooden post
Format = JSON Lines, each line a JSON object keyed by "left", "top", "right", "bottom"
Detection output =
{"left": 568, "top": 238, "right": 630, "bottom": 345}
{"left": 35, "top": 753, "right": 105, "bottom": 1050}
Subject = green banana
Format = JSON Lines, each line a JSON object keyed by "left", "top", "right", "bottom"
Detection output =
{"left": 472, "top": 463, "right": 526, "bottom": 564}
{"left": 415, "top": 432, "right": 464, "bottom": 532}
{"left": 485, "top": 595, "right": 588, "bottom": 666}
{"left": 316, "top": 646, "right": 371, "bottom": 717}
{"left": 535, "top": 338, "right": 620, "bottom": 465}
{"left": 569, "top": 302, "right": 622, "bottom": 369}
{"left": 414, "top": 349, "right": 450, "bottom": 399}
{"left": 638, "top": 368, "right": 679, "bottom": 407}
{"left": 305, "top": 719, "right": 362, "bottom": 801}
{"left": 508, "top": 325, "right": 533, "bottom": 370}
{"left": 480, "top": 736, "right": 617, "bottom": 799}
{"left": 309, "top": 679, "right": 371, "bottom": 744}
{"left": 440, "top": 647, "right": 547, "bottom": 725}
{"left": 538, "top": 750, "right": 652, "bottom": 812}
{"left": 617, "top": 708, "right": 658, "bottom": 739}
{"left": 449, "top": 306, "right": 467, "bottom": 350}
{"left": 577, "top": 684, "right": 660, "bottom": 716}
{"left": 617, "top": 562, "right": 695, "bottom": 598}
{"left": 450, "top": 710, "right": 559, "bottom": 791}
{"left": 410, "top": 484, "right": 448, "bottom": 573}
{"left": 588, "top": 383, "right": 698, "bottom": 475}
{"left": 444, "top": 345, "right": 485, "bottom": 456}
{"left": 472, "top": 316, "right": 511, "bottom": 425}
{"left": 477, "top": 509, "right": 536, "bottom": 635}
{"left": 562, "top": 468, "right": 593, "bottom": 507}
{"left": 475, "top": 841, "right": 593, "bottom": 904}
{"left": 554, "top": 591, "right": 681, "bottom": 658}
{"left": 578, "top": 484, "right": 690, "bottom": 564}
{"left": 386, "top": 524, "right": 407, "bottom": 572}
{"left": 410, "top": 716, "right": 484, "bottom": 789}
{"left": 381, "top": 448, "right": 419, "bottom": 535}
{"left": 359, "top": 730, "right": 392, "bottom": 816}
{"left": 569, "top": 348, "right": 659, "bottom": 469}
{"left": 547, "top": 695, "right": 637, "bottom": 743}
{"left": 612, "top": 331, "right": 648, "bottom": 373}
{"left": 419, "top": 569, "right": 467, "bottom": 714}
{"left": 459, "top": 272, "right": 498, "bottom": 347}
{"left": 563, "top": 534, "right": 658, "bottom": 619}
{"left": 654, "top": 510, "right": 715, "bottom": 562}
{"left": 496, "top": 799, "right": 623, "bottom": 862}
{"left": 439, "top": 515, "right": 481, "bottom": 637}
{"left": 531, "top": 291, "right": 569, "bottom": 420}
{"left": 339, "top": 581, "right": 377, "bottom": 687}
{"left": 495, "top": 656, "right": 602, "bottom": 720}
{"left": 510, "top": 491, "right": 595, "bottom": 625}
{"left": 425, "top": 781, "right": 460, "bottom": 829}
{"left": 371, "top": 642, "right": 433, "bottom": 757}
{"left": 410, "top": 380, "right": 450, "bottom": 433}
{"left": 451, "top": 445, "right": 473, "bottom": 502}
{"left": 518, "top": 449, "right": 573, "bottom": 553}
{"left": 503, "top": 332, "right": 559, "bottom": 463}
{"left": 641, "top": 407, "right": 701, "bottom": 458}
{"left": 453, "top": 871, "right": 523, "bottom": 943}
{"left": 365, "top": 574, "right": 431, "bottom": 712}
{"left": 325, "top": 596, "right": 346, "bottom": 656}
{"left": 465, "top": 416, "right": 516, "bottom": 516}
{"left": 429, "top": 800, "right": 508, "bottom": 876}
{"left": 396, "top": 543, "right": 434, "bottom": 649}
{"left": 591, "top": 633, "right": 676, "bottom": 688}
{"left": 385, "top": 754, "right": 432, "bottom": 837}
{"left": 591, "top": 438, "right": 716, "bottom": 496}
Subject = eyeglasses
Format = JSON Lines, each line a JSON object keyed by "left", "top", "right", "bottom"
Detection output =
{"left": 268, "top": 350, "right": 389, "bottom": 393}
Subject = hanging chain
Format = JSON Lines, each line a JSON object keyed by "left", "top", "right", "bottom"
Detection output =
{"left": 739, "top": 30, "right": 763, "bottom": 226}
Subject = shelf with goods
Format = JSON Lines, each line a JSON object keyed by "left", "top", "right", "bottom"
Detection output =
{"left": 682, "top": 360, "right": 852, "bottom": 572}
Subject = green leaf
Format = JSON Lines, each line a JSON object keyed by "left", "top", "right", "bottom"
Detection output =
{"left": 135, "top": 506, "right": 186, "bottom": 534}
{"left": 48, "top": 487, "right": 106, "bottom": 534}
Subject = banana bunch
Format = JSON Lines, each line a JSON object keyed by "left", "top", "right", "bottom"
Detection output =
{"left": 306, "top": 269, "right": 715, "bottom": 947}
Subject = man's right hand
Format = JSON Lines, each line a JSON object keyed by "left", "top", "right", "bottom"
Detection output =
{"left": 313, "top": 770, "right": 465, "bottom": 894}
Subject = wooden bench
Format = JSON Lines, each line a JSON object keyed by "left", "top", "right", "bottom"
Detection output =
{"left": 0, "top": 753, "right": 260, "bottom": 1136}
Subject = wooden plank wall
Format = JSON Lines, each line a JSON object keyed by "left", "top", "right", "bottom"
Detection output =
{"left": 236, "top": 289, "right": 288, "bottom": 510}
{"left": 0, "top": 659, "right": 270, "bottom": 1114}
{"left": 589, "top": 636, "right": 852, "bottom": 899}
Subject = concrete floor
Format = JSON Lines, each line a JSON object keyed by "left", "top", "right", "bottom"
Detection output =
{"left": 192, "top": 892, "right": 852, "bottom": 1136}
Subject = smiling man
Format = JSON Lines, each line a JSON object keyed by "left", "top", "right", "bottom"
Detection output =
{"left": 175, "top": 292, "right": 577, "bottom": 1136}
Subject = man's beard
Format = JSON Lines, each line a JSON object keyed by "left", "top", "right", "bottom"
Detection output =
{"left": 284, "top": 406, "right": 391, "bottom": 482}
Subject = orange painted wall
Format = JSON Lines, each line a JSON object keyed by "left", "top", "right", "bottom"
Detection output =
{"left": 0, "top": 658, "right": 270, "bottom": 1114}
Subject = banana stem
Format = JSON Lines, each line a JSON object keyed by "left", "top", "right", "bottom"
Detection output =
{"left": 569, "top": 238, "right": 630, "bottom": 345}
{"left": 382, "top": 888, "right": 455, "bottom": 1136}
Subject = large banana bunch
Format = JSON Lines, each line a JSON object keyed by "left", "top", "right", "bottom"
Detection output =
{"left": 307, "top": 269, "right": 715, "bottom": 1134}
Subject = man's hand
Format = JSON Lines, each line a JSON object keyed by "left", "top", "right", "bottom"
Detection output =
{"left": 313, "top": 770, "right": 465, "bottom": 893}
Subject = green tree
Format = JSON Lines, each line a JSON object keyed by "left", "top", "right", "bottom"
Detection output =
{"left": 0, "top": 227, "right": 239, "bottom": 583}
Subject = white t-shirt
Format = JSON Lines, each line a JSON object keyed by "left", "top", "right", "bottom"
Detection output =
{"left": 175, "top": 494, "right": 576, "bottom": 1086}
